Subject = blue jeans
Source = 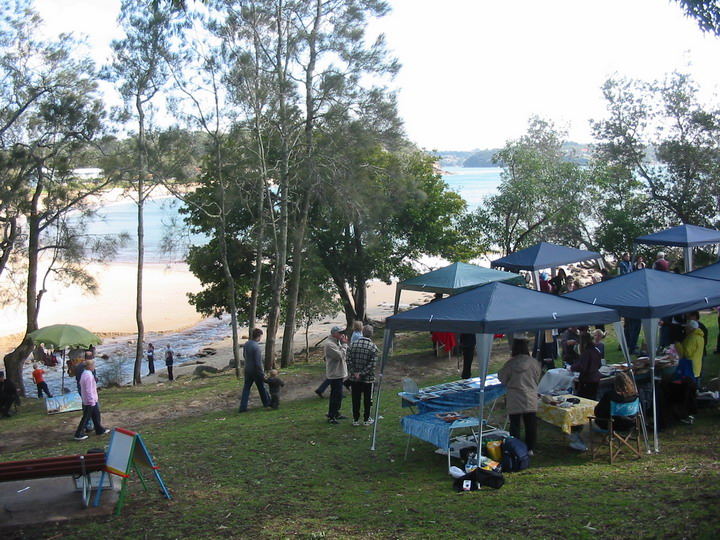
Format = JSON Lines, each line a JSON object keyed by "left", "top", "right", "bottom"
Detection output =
{"left": 239, "top": 373, "right": 270, "bottom": 411}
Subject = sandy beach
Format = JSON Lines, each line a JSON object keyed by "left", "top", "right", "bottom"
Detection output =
{"left": 0, "top": 259, "right": 433, "bottom": 381}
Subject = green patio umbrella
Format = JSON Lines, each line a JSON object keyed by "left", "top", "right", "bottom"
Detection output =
{"left": 29, "top": 325, "right": 102, "bottom": 393}
{"left": 29, "top": 324, "right": 102, "bottom": 349}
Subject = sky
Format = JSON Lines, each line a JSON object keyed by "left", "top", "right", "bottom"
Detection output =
{"left": 34, "top": 0, "right": 720, "bottom": 151}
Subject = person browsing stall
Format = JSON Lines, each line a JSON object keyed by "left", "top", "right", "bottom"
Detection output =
{"left": 571, "top": 332, "right": 602, "bottom": 400}
{"left": 239, "top": 329, "right": 271, "bottom": 412}
{"left": 498, "top": 333, "right": 542, "bottom": 456}
{"left": 675, "top": 319, "right": 704, "bottom": 380}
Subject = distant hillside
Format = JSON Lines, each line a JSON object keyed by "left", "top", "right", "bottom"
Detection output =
{"left": 435, "top": 142, "right": 592, "bottom": 168}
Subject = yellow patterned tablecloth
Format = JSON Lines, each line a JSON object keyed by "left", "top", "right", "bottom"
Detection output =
{"left": 536, "top": 395, "right": 598, "bottom": 434}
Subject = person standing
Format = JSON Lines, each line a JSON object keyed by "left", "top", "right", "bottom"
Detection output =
{"left": 498, "top": 334, "right": 541, "bottom": 456}
{"left": 653, "top": 252, "right": 670, "bottom": 271}
{"left": 675, "top": 319, "right": 704, "bottom": 381}
{"left": 325, "top": 326, "right": 348, "bottom": 424}
{"left": 31, "top": 364, "right": 53, "bottom": 398}
{"left": 0, "top": 371, "right": 19, "bottom": 417}
{"left": 165, "top": 344, "right": 175, "bottom": 381}
{"left": 347, "top": 325, "right": 378, "bottom": 426}
{"left": 459, "top": 333, "right": 476, "bottom": 379}
{"left": 239, "top": 329, "right": 270, "bottom": 412}
{"left": 571, "top": 332, "right": 602, "bottom": 400}
{"left": 350, "top": 321, "right": 364, "bottom": 344}
{"left": 147, "top": 343, "right": 155, "bottom": 375}
{"left": 264, "top": 369, "right": 284, "bottom": 409}
{"left": 73, "top": 359, "right": 110, "bottom": 440}
{"left": 618, "top": 253, "right": 633, "bottom": 275}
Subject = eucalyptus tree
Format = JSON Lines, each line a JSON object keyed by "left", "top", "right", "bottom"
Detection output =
{"left": 592, "top": 73, "right": 720, "bottom": 227}
{"left": 217, "top": 0, "right": 400, "bottom": 367}
{"left": 106, "top": 0, "right": 182, "bottom": 384}
{"left": 0, "top": 1, "right": 113, "bottom": 394}
{"left": 474, "top": 117, "right": 590, "bottom": 256}
{"left": 310, "top": 128, "right": 470, "bottom": 326}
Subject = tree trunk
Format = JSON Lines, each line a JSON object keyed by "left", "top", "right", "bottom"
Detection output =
{"left": 4, "top": 181, "right": 44, "bottom": 396}
{"left": 248, "top": 173, "right": 265, "bottom": 338}
{"left": 264, "top": 6, "right": 291, "bottom": 369}
{"left": 133, "top": 93, "right": 146, "bottom": 386}
{"left": 279, "top": 190, "right": 312, "bottom": 367}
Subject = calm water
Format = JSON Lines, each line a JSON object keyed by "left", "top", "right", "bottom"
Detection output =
{"left": 442, "top": 166, "right": 502, "bottom": 209}
{"left": 85, "top": 167, "right": 502, "bottom": 261}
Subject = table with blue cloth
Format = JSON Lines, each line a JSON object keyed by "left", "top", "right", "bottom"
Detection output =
{"left": 399, "top": 374, "right": 506, "bottom": 414}
{"left": 401, "top": 412, "right": 481, "bottom": 450}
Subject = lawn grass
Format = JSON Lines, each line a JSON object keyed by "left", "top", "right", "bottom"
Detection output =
{"left": 3, "top": 318, "right": 720, "bottom": 539}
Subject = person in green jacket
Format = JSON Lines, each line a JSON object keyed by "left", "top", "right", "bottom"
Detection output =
{"left": 675, "top": 320, "right": 704, "bottom": 379}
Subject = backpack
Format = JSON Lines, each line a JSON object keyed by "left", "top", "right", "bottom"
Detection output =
{"left": 500, "top": 436, "right": 530, "bottom": 472}
{"left": 452, "top": 468, "right": 505, "bottom": 491}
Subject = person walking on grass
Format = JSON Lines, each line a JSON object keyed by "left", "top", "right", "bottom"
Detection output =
{"left": 265, "top": 369, "right": 284, "bottom": 409}
{"left": 74, "top": 359, "right": 110, "bottom": 440}
{"left": 325, "top": 326, "right": 348, "bottom": 424}
{"left": 347, "top": 325, "right": 378, "bottom": 426}
{"left": 239, "top": 328, "right": 270, "bottom": 412}
{"left": 31, "top": 364, "right": 53, "bottom": 398}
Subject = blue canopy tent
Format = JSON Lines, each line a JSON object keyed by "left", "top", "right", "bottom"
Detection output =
{"left": 392, "top": 262, "right": 524, "bottom": 314}
{"left": 687, "top": 261, "right": 720, "bottom": 281}
{"left": 490, "top": 242, "right": 603, "bottom": 289}
{"left": 565, "top": 269, "right": 720, "bottom": 451}
{"left": 371, "top": 281, "right": 620, "bottom": 458}
{"left": 635, "top": 224, "right": 720, "bottom": 273}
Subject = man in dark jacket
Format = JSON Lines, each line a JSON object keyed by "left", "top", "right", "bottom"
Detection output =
{"left": 239, "top": 328, "right": 270, "bottom": 412}
{"left": 0, "top": 371, "right": 19, "bottom": 417}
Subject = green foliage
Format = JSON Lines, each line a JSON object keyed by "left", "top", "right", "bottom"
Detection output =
{"left": 475, "top": 117, "right": 590, "bottom": 255}
{"left": 676, "top": 0, "right": 720, "bottom": 35}
{"left": 311, "top": 142, "right": 473, "bottom": 319}
{"left": 593, "top": 73, "right": 720, "bottom": 226}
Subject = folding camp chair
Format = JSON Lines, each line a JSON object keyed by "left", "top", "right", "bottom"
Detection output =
{"left": 400, "top": 377, "right": 420, "bottom": 413}
{"left": 588, "top": 399, "right": 643, "bottom": 464}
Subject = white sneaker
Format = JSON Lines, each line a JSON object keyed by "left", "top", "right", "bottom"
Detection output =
{"left": 569, "top": 440, "right": 587, "bottom": 451}
{"left": 363, "top": 418, "right": 374, "bottom": 426}
{"left": 352, "top": 420, "right": 360, "bottom": 426}
{"left": 74, "top": 434, "right": 88, "bottom": 441}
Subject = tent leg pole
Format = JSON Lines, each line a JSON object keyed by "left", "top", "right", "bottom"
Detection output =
{"left": 370, "top": 374, "right": 383, "bottom": 451}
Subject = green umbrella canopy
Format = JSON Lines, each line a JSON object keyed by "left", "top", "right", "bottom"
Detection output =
{"left": 29, "top": 324, "right": 102, "bottom": 349}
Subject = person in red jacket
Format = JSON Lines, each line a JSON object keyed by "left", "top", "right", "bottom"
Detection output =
{"left": 31, "top": 364, "right": 53, "bottom": 398}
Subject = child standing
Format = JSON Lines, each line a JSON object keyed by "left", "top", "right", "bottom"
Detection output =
{"left": 265, "top": 369, "right": 285, "bottom": 409}
{"left": 31, "top": 364, "right": 53, "bottom": 399}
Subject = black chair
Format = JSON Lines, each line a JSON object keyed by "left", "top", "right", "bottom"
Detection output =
{"left": 588, "top": 399, "right": 642, "bottom": 464}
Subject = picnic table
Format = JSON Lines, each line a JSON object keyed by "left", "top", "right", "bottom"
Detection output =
{"left": 536, "top": 394, "right": 598, "bottom": 434}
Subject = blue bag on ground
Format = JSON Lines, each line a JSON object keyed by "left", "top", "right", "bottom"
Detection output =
{"left": 500, "top": 436, "right": 530, "bottom": 472}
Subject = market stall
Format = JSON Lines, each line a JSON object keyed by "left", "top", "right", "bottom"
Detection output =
{"left": 566, "top": 268, "right": 720, "bottom": 452}
{"left": 371, "top": 281, "right": 620, "bottom": 461}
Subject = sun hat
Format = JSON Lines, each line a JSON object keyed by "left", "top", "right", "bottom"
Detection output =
{"left": 330, "top": 326, "right": 344, "bottom": 335}
{"left": 686, "top": 320, "right": 699, "bottom": 329}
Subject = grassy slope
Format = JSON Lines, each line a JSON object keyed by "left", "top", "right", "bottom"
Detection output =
{"left": 3, "top": 315, "right": 720, "bottom": 539}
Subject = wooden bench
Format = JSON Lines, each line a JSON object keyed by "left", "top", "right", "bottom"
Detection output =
{"left": 0, "top": 453, "right": 106, "bottom": 508}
